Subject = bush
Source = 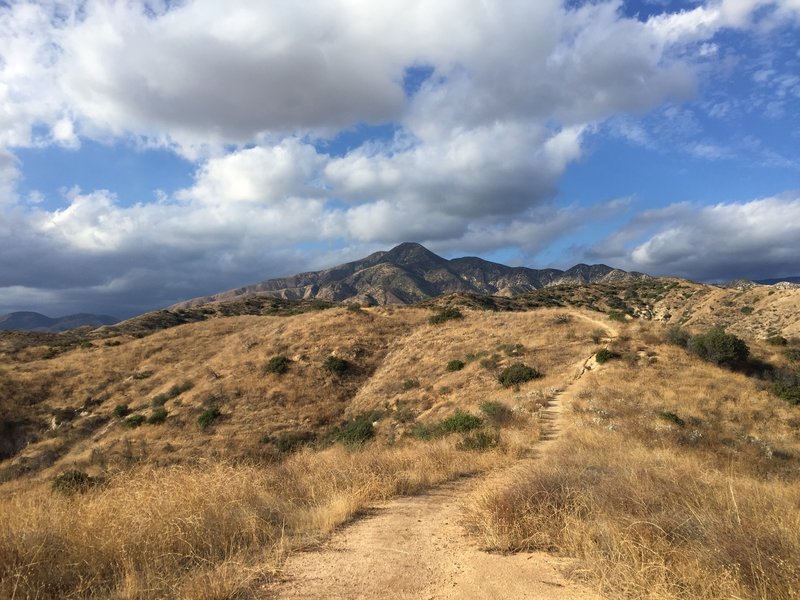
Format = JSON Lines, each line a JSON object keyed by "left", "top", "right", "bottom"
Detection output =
{"left": 152, "top": 381, "right": 194, "bottom": 407}
{"left": 665, "top": 325, "right": 691, "bottom": 347}
{"left": 457, "top": 429, "right": 500, "bottom": 451}
{"left": 766, "top": 335, "right": 788, "bottom": 346}
{"left": 480, "top": 400, "right": 512, "bottom": 424}
{"left": 688, "top": 327, "right": 749, "bottom": 366}
{"left": 446, "top": 359, "right": 465, "bottom": 372}
{"left": 658, "top": 411, "right": 686, "bottom": 427}
{"left": 411, "top": 410, "right": 483, "bottom": 440}
{"left": 740, "top": 306, "right": 754, "bottom": 315}
{"left": 498, "top": 363, "right": 542, "bottom": 388}
{"left": 52, "top": 470, "right": 93, "bottom": 495}
{"left": 774, "top": 382, "right": 800, "bottom": 406}
{"left": 112, "top": 404, "right": 131, "bottom": 418}
{"left": 607, "top": 310, "right": 627, "bottom": 322}
{"left": 121, "top": 414, "right": 146, "bottom": 429}
{"left": 590, "top": 328, "right": 607, "bottom": 344}
{"left": 147, "top": 408, "right": 168, "bottom": 424}
{"left": 438, "top": 410, "right": 483, "bottom": 433}
{"left": 595, "top": 348, "right": 619, "bottom": 364}
{"left": 80, "top": 341, "right": 94, "bottom": 349}
{"left": 264, "top": 355, "right": 291, "bottom": 375}
{"left": 322, "top": 356, "right": 349, "bottom": 375}
{"left": 330, "top": 412, "right": 382, "bottom": 447}
{"left": 428, "top": 307, "right": 464, "bottom": 325}
{"left": 198, "top": 407, "right": 221, "bottom": 430}
{"left": 402, "top": 378, "right": 420, "bottom": 390}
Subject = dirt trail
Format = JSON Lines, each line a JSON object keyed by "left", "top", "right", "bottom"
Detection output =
{"left": 265, "top": 344, "right": 606, "bottom": 599}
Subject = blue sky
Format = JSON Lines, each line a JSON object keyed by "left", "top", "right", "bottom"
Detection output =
{"left": 0, "top": 0, "right": 798, "bottom": 317}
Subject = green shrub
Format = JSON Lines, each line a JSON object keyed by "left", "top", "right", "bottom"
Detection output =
{"left": 446, "top": 359, "right": 465, "bottom": 372}
{"left": 457, "top": 429, "right": 500, "bottom": 451}
{"left": 104, "top": 340, "right": 121, "bottom": 347}
{"left": 658, "top": 411, "right": 685, "bottom": 427}
{"left": 498, "top": 363, "right": 542, "bottom": 388}
{"left": 766, "top": 335, "right": 788, "bottom": 346}
{"left": 437, "top": 410, "right": 483, "bottom": 433}
{"left": 151, "top": 380, "right": 193, "bottom": 407}
{"left": 402, "top": 378, "right": 420, "bottom": 390}
{"left": 480, "top": 400, "right": 512, "bottom": 424}
{"left": 322, "top": 355, "right": 349, "bottom": 375}
{"left": 147, "top": 408, "right": 168, "bottom": 424}
{"left": 198, "top": 407, "right": 221, "bottom": 430}
{"left": 52, "top": 470, "right": 94, "bottom": 495}
{"left": 121, "top": 414, "right": 146, "bottom": 429}
{"left": 785, "top": 348, "right": 800, "bottom": 362}
{"left": 740, "top": 306, "right": 754, "bottom": 315}
{"left": 112, "top": 404, "right": 131, "bottom": 418}
{"left": 595, "top": 348, "right": 619, "bottom": 364}
{"left": 331, "top": 412, "right": 382, "bottom": 447}
{"left": 264, "top": 355, "right": 290, "bottom": 375}
{"left": 688, "top": 327, "right": 749, "bottom": 366}
{"left": 774, "top": 383, "right": 800, "bottom": 406}
{"left": 665, "top": 325, "right": 691, "bottom": 347}
{"left": 428, "top": 307, "right": 464, "bottom": 325}
{"left": 80, "top": 341, "right": 94, "bottom": 349}
{"left": 553, "top": 313, "right": 571, "bottom": 325}
{"left": 607, "top": 310, "right": 627, "bottom": 322}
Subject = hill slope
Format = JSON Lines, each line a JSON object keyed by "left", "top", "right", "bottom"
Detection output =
{"left": 170, "top": 242, "right": 649, "bottom": 308}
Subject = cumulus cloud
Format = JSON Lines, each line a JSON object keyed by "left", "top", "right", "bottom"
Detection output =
{"left": 585, "top": 194, "right": 800, "bottom": 281}
{"left": 0, "top": 0, "right": 799, "bottom": 315}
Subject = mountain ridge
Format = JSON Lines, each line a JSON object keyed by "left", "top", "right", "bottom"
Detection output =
{"left": 171, "top": 242, "right": 650, "bottom": 309}
{"left": 0, "top": 311, "right": 119, "bottom": 333}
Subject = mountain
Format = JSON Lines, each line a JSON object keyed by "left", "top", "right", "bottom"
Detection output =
{"left": 0, "top": 311, "right": 119, "bottom": 332}
{"left": 755, "top": 276, "right": 800, "bottom": 286}
{"left": 171, "top": 242, "right": 650, "bottom": 309}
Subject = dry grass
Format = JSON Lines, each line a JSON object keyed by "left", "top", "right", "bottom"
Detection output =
{"left": 0, "top": 440, "right": 502, "bottom": 599}
{"left": 466, "top": 322, "right": 800, "bottom": 599}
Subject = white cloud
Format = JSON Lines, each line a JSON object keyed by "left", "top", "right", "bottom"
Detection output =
{"left": 587, "top": 194, "right": 800, "bottom": 280}
{"left": 0, "top": 0, "right": 799, "bottom": 315}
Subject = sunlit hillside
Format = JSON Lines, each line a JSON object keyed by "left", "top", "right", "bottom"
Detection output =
{"left": 1, "top": 284, "right": 799, "bottom": 599}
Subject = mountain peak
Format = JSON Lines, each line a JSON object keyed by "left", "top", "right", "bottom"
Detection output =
{"left": 170, "top": 244, "right": 649, "bottom": 309}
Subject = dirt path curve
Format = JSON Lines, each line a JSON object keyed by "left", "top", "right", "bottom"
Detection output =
{"left": 264, "top": 347, "right": 607, "bottom": 599}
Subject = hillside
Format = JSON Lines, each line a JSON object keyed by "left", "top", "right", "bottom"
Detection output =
{"left": 1, "top": 287, "right": 799, "bottom": 599}
{"left": 170, "top": 242, "right": 650, "bottom": 308}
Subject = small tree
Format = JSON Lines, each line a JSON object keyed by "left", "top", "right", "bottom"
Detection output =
{"left": 688, "top": 327, "right": 749, "bottom": 366}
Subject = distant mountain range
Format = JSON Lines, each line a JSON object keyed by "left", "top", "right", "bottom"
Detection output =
{"left": 172, "top": 242, "right": 650, "bottom": 308}
{"left": 0, "top": 311, "right": 119, "bottom": 333}
{"left": 755, "top": 276, "right": 800, "bottom": 285}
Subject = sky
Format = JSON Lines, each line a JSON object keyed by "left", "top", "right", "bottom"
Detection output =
{"left": 0, "top": 0, "right": 799, "bottom": 318}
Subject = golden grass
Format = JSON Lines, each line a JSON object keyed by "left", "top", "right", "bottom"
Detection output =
{"left": 0, "top": 439, "right": 502, "bottom": 599}
{"left": 466, "top": 322, "right": 800, "bottom": 599}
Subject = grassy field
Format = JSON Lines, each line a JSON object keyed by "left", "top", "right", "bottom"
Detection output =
{"left": 1, "top": 303, "right": 798, "bottom": 598}
{"left": 466, "top": 321, "right": 800, "bottom": 599}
